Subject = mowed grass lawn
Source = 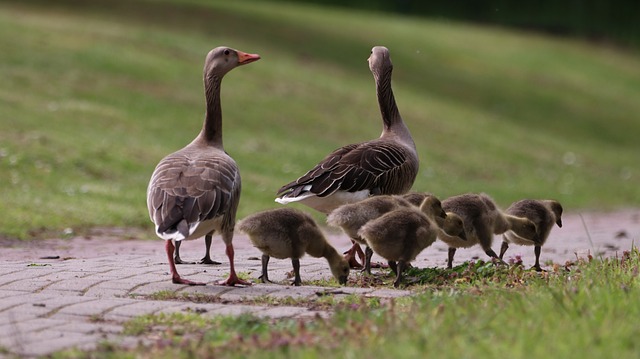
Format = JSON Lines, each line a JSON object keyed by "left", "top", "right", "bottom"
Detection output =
{"left": 1, "top": 0, "right": 639, "bottom": 239}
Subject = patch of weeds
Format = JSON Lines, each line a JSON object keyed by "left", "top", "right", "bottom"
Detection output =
{"left": 123, "top": 312, "right": 208, "bottom": 336}
{"left": 305, "top": 277, "right": 343, "bottom": 287}
{"left": 243, "top": 294, "right": 316, "bottom": 308}
{"left": 401, "top": 259, "right": 566, "bottom": 291}
{"left": 49, "top": 341, "right": 127, "bottom": 359}
{"left": 347, "top": 271, "right": 392, "bottom": 288}
{"left": 146, "top": 290, "right": 179, "bottom": 301}
{"left": 88, "top": 314, "right": 105, "bottom": 323}
{"left": 237, "top": 271, "right": 253, "bottom": 282}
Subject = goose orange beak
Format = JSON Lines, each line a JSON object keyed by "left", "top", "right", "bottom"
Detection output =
{"left": 237, "top": 51, "right": 261, "bottom": 65}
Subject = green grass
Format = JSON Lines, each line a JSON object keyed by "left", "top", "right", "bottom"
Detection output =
{"left": 1, "top": 0, "right": 639, "bottom": 239}
{"left": 50, "top": 248, "right": 640, "bottom": 359}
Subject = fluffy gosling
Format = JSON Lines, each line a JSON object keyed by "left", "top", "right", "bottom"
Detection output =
{"left": 357, "top": 196, "right": 464, "bottom": 287}
{"left": 439, "top": 193, "right": 538, "bottom": 268}
{"left": 237, "top": 208, "right": 349, "bottom": 286}
{"left": 500, "top": 199, "right": 563, "bottom": 271}
{"left": 327, "top": 195, "right": 416, "bottom": 274}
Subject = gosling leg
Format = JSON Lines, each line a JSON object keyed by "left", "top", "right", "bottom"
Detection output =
{"left": 532, "top": 245, "right": 544, "bottom": 272}
{"left": 447, "top": 247, "right": 456, "bottom": 269}
{"left": 259, "top": 254, "right": 271, "bottom": 283}
{"left": 292, "top": 258, "right": 302, "bottom": 286}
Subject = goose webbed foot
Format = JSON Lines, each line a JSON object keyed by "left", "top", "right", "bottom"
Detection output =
{"left": 172, "top": 276, "right": 206, "bottom": 286}
{"left": 199, "top": 256, "right": 221, "bottom": 265}
{"left": 174, "top": 256, "right": 196, "bottom": 265}
{"left": 531, "top": 265, "right": 545, "bottom": 272}
{"left": 343, "top": 243, "right": 365, "bottom": 269}
{"left": 167, "top": 241, "right": 205, "bottom": 285}
{"left": 218, "top": 273, "right": 252, "bottom": 286}
{"left": 173, "top": 241, "right": 195, "bottom": 264}
{"left": 486, "top": 249, "right": 507, "bottom": 266}
{"left": 369, "top": 261, "right": 390, "bottom": 269}
{"left": 217, "top": 243, "right": 252, "bottom": 286}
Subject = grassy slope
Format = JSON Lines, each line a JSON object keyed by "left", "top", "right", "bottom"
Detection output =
{"left": 1, "top": 0, "right": 639, "bottom": 239}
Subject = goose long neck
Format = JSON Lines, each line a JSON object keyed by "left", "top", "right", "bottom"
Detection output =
{"left": 200, "top": 74, "right": 224, "bottom": 148}
{"left": 375, "top": 67, "right": 401, "bottom": 131}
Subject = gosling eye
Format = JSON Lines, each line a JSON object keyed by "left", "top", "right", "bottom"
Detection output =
{"left": 224, "top": 49, "right": 230, "bottom": 56}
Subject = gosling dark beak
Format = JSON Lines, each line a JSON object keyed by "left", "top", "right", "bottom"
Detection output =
{"left": 556, "top": 219, "right": 563, "bottom": 228}
{"left": 237, "top": 50, "right": 261, "bottom": 65}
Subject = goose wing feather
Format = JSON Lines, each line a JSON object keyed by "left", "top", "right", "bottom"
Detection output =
{"left": 148, "top": 152, "right": 240, "bottom": 236}
{"left": 277, "top": 139, "right": 416, "bottom": 198}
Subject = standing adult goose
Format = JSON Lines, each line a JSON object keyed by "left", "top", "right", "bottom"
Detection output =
{"left": 275, "top": 46, "right": 419, "bottom": 267}
{"left": 147, "top": 46, "right": 260, "bottom": 286}
{"left": 439, "top": 193, "right": 538, "bottom": 269}
{"left": 499, "top": 199, "right": 563, "bottom": 271}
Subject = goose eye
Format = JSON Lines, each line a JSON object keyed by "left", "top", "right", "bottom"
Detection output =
{"left": 224, "top": 49, "right": 230, "bottom": 56}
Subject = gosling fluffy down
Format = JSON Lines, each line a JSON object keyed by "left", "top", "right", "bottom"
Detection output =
{"left": 237, "top": 208, "right": 349, "bottom": 286}
{"left": 358, "top": 197, "right": 463, "bottom": 287}
{"left": 327, "top": 195, "right": 418, "bottom": 273}
{"left": 439, "top": 193, "right": 538, "bottom": 268}
{"left": 500, "top": 199, "right": 563, "bottom": 271}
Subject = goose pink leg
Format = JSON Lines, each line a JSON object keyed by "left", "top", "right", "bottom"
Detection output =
{"left": 344, "top": 242, "right": 365, "bottom": 269}
{"left": 166, "top": 241, "right": 205, "bottom": 286}
{"left": 218, "top": 243, "right": 252, "bottom": 286}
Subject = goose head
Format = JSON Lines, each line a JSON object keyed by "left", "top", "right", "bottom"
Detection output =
{"left": 368, "top": 46, "right": 392, "bottom": 76}
{"left": 204, "top": 46, "right": 260, "bottom": 78}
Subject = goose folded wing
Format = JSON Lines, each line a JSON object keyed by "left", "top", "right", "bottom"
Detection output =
{"left": 149, "top": 156, "right": 239, "bottom": 234}
{"left": 277, "top": 141, "right": 414, "bottom": 198}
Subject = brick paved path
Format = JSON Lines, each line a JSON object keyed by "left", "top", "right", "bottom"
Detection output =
{"left": 1, "top": 209, "right": 638, "bottom": 357}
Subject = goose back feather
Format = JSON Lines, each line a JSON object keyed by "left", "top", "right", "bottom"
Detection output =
{"left": 275, "top": 46, "right": 418, "bottom": 214}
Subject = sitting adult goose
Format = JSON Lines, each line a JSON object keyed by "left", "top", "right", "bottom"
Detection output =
{"left": 439, "top": 193, "right": 538, "bottom": 269}
{"left": 238, "top": 208, "right": 350, "bottom": 286}
{"left": 499, "top": 199, "right": 563, "bottom": 271}
{"left": 147, "top": 46, "right": 260, "bottom": 286}
{"left": 275, "top": 46, "right": 419, "bottom": 267}
{"left": 358, "top": 197, "right": 463, "bottom": 287}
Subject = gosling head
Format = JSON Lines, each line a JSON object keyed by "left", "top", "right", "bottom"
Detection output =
{"left": 204, "top": 46, "right": 260, "bottom": 78}
{"left": 331, "top": 258, "right": 350, "bottom": 285}
{"left": 548, "top": 200, "right": 564, "bottom": 227}
{"left": 443, "top": 212, "right": 466, "bottom": 240}
{"left": 419, "top": 195, "right": 447, "bottom": 220}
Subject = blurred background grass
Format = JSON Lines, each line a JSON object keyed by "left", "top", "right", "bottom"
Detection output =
{"left": 1, "top": 0, "right": 638, "bottom": 239}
